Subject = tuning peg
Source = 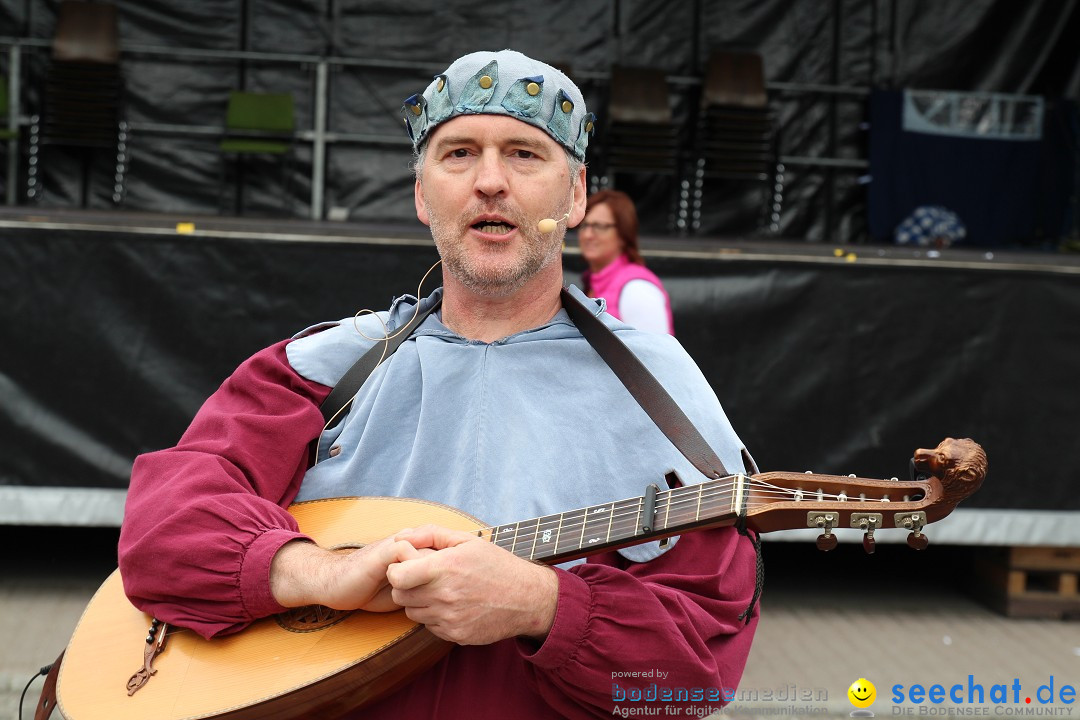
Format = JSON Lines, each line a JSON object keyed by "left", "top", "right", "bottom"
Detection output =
{"left": 906, "top": 531, "right": 929, "bottom": 550}
{"left": 808, "top": 512, "right": 838, "bottom": 551}
{"left": 816, "top": 532, "right": 838, "bottom": 552}
{"left": 894, "top": 511, "right": 929, "bottom": 550}
{"left": 851, "top": 513, "right": 881, "bottom": 555}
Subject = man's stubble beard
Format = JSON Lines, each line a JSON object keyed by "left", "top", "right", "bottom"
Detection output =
{"left": 423, "top": 192, "right": 567, "bottom": 298}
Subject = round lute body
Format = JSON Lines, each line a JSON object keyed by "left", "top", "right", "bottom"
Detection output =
{"left": 56, "top": 497, "right": 483, "bottom": 720}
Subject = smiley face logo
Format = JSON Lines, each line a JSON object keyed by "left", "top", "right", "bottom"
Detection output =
{"left": 848, "top": 678, "right": 876, "bottom": 709}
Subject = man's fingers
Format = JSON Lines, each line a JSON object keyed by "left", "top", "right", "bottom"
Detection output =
{"left": 395, "top": 524, "right": 479, "bottom": 550}
{"left": 362, "top": 585, "right": 401, "bottom": 613}
{"left": 386, "top": 554, "right": 438, "bottom": 591}
{"left": 378, "top": 538, "right": 423, "bottom": 565}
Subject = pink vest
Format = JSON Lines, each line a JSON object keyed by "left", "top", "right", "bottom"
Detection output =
{"left": 582, "top": 254, "right": 674, "bottom": 334}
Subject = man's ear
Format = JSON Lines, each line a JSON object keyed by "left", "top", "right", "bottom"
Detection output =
{"left": 414, "top": 176, "right": 430, "bottom": 226}
{"left": 568, "top": 164, "right": 587, "bottom": 228}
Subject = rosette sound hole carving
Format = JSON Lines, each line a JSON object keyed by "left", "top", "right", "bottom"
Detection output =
{"left": 276, "top": 605, "right": 354, "bottom": 632}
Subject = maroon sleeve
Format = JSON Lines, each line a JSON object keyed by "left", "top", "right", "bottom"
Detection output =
{"left": 117, "top": 339, "right": 332, "bottom": 639}
{"left": 519, "top": 527, "right": 759, "bottom": 716}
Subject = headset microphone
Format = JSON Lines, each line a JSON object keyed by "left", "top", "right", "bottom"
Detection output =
{"left": 537, "top": 195, "right": 576, "bottom": 234}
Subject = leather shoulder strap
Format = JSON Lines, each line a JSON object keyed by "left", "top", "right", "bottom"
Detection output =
{"left": 560, "top": 288, "right": 729, "bottom": 479}
{"left": 319, "top": 299, "right": 441, "bottom": 426}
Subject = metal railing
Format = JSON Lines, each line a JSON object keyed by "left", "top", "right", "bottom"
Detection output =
{"left": 2, "top": 37, "right": 872, "bottom": 223}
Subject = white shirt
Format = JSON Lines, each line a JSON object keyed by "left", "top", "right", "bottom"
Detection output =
{"left": 618, "top": 279, "right": 670, "bottom": 334}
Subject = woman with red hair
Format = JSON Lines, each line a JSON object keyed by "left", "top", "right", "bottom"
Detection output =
{"left": 577, "top": 190, "right": 674, "bottom": 334}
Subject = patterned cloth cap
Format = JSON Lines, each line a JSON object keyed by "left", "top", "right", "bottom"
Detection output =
{"left": 402, "top": 49, "right": 595, "bottom": 161}
{"left": 894, "top": 205, "right": 967, "bottom": 248}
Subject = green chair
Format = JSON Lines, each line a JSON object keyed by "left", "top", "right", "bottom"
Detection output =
{"left": 219, "top": 91, "right": 295, "bottom": 215}
{"left": 0, "top": 76, "right": 17, "bottom": 142}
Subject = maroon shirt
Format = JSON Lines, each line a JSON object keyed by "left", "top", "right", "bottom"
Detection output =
{"left": 119, "top": 340, "right": 759, "bottom": 718}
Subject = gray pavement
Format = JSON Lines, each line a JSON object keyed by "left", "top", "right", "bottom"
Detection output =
{"left": 2, "top": 531, "right": 1078, "bottom": 720}
{"left": 735, "top": 543, "right": 1080, "bottom": 719}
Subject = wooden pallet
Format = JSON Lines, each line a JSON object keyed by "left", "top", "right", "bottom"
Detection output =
{"left": 974, "top": 547, "right": 1080, "bottom": 619}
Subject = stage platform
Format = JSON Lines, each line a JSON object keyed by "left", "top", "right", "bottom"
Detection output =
{"left": 2, "top": 206, "right": 1076, "bottom": 273}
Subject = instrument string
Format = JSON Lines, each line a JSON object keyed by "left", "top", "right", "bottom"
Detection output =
{"left": 484, "top": 480, "right": 739, "bottom": 543}
{"left": 485, "top": 476, "right": 904, "bottom": 554}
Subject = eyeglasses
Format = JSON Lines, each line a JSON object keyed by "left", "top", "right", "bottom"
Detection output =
{"left": 577, "top": 222, "right": 616, "bottom": 233}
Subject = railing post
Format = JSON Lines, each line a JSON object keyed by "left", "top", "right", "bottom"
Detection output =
{"left": 310, "top": 59, "right": 328, "bottom": 220}
{"left": 5, "top": 43, "right": 21, "bottom": 206}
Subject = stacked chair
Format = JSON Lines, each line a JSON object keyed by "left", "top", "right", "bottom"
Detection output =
{"left": 591, "top": 65, "right": 685, "bottom": 229}
{"left": 600, "top": 66, "right": 681, "bottom": 180}
{"left": 687, "top": 50, "right": 781, "bottom": 235}
{"left": 27, "top": 1, "right": 128, "bottom": 206}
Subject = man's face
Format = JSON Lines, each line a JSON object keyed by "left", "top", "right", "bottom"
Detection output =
{"left": 415, "top": 115, "right": 585, "bottom": 297}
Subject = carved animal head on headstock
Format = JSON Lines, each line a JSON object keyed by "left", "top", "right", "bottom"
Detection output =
{"left": 912, "top": 437, "right": 988, "bottom": 496}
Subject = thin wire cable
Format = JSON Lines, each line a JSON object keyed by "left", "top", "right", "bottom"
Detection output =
{"left": 18, "top": 664, "right": 52, "bottom": 720}
{"left": 351, "top": 259, "right": 443, "bottom": 344}
{"left": 314, "top": 259, "right": 442, "bottom": 463}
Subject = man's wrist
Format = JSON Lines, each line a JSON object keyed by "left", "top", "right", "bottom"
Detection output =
{"left": 269, "top": 538, "right": 326, "bottom": 607}
{"left": 519, "top": 564, "right": 560, "bottom": 641}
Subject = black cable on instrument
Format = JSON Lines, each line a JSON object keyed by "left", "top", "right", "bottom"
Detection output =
{"left": 18, "top": 663, "right": 54, "bottom": 720}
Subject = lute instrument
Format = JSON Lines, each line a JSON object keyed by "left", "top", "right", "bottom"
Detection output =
{"left": 50, "top": 437, "right": 986, "bottom": 720}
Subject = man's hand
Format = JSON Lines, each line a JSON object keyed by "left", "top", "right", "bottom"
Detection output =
{"left": 270, "top": 536, "right": 424, "bottom": 612}
{"left": 387, "top": 525, "right": 559, "bottom": 645}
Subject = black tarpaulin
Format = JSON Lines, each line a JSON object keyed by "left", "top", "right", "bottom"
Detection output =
{"left": 2, "top": 0, "right": 1078, "bottom": 242}
{"left": 2, "top": 225, "right": 1077, "bottom": 518}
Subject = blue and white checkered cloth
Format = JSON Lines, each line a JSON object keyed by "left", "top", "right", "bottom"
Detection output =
{"left": 894, "top": 206, "right": 967, "bottom": 247}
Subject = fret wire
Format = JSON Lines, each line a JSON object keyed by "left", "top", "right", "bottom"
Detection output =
{"left": 576, "top": 502, "right": 607, "bottom": 551}
{"left": 661, "top": 484, "right": 673, "bottom": 531}
{"left": 530, "top": 515, "right": 545, "bottom": 559}
{"left": 596, "top": 501, "right": 622, "bottom": 547}
{"left": 560, "top": 507, "right": 586, "bottom": 555}
{"left": 605, "top": 498, "right": 614, "bottom": 544}
{"left": 528, "top": 516, "right": 541, "bottom": 560}
{"left": 532, "top": 512, "right": 564, "bottom": 557}
{"left": 610, "top": 497, "right": 642, "bottom": 541}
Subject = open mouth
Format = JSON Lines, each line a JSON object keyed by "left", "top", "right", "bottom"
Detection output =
{"left": 472, "top": 220, "right": 516, "bottom": 235}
